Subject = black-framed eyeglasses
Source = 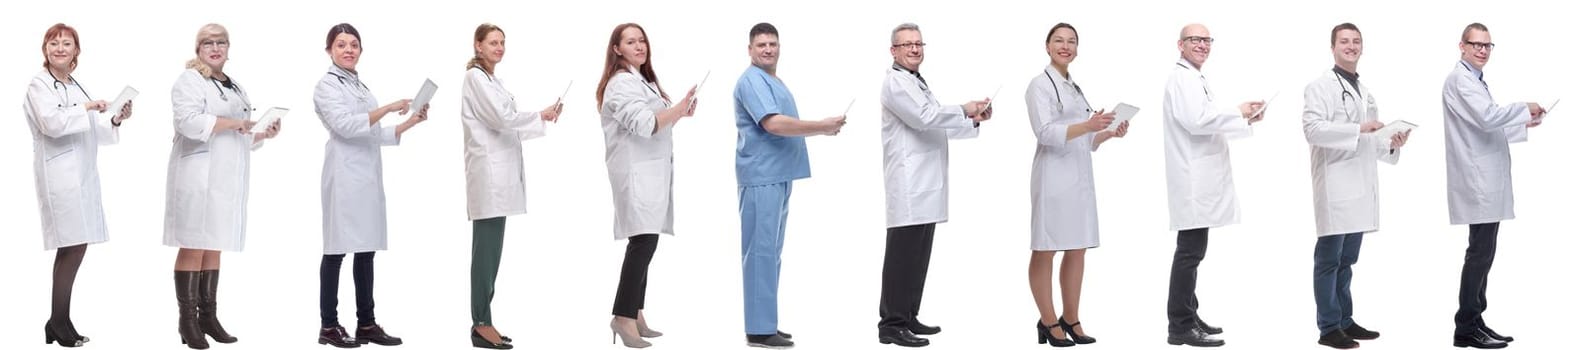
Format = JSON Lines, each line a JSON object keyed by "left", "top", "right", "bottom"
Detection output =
{"left": 1183, "top": 36, "right": 1214, "bottom": 45}
{"left": 1463, "top": 41, "right": 1495, "bottom": 51}
{"left": 891, "top": 42, "right": 926, "bottom": 49}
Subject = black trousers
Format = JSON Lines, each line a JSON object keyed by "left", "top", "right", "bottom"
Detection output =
{"left": 1455, "top": 222, "right": 1499, "bottom": 336}
{"left": 878, "top": 223, "right": 936, "bottom": 329}
{"left": 1167, "top": 228, "right": 1209, "bottom": 333}
{"left": 321, "top": 252, "right": 376, "bottom": 328}
{"left": 612, "top": 234, "right": 659, "bottom": 318}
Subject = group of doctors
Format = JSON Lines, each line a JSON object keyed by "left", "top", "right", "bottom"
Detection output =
{"left": 21, "top": 18, "right": 1549, "bottom": 350}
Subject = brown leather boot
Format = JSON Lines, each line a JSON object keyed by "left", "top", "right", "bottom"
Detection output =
{"left": 197, "top": 270, "right": 238, "bottom": 343}
{"left": 176, "top": 271, "right": 209, "bottom": 349}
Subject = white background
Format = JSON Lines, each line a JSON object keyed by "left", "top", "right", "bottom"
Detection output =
{"left": 1, "top": 0, "right": 1577, "bottom": 349}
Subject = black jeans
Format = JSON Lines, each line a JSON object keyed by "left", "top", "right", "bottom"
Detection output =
{"left": 321, "top": 252, "right": 376, "bottom": 328}
{"left": 1455, "top": 222, "right": 1499, "bottom": 336}
{"left": 612, "top": 234, "right": 659, "bottom": 318}
{"left": 1167, "top": 228, "right": 1209, "bottom": 333}
{"left": 878, "top": 223, "right": 936, "bottom": 329}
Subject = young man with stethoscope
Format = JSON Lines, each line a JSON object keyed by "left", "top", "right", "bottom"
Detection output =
{"left": 1299, "top": 22, "right": 1410, "bottom": 350}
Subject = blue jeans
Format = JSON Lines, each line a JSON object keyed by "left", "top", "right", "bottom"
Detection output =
{"left": 1313, "top": 232, "right": 1363, "bottom": 336}
{"left": 740, "top": 182, "right": 792, "bottom": 335}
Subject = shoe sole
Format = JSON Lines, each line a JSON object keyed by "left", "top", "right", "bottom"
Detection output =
{"left": 878, "top": 339, "right": 929, "bottom": 347}
{"left": 1318, "top": 341, "right": 1360, "bottom": 349}
{"left": 747, "top": 342, "right": 794, "bottom": 349}
{"left": 1166, "top": 339, "right": 1225, "bottom": 347}
{"left": 1453, "top": 342, "right": 1508, "bottom": 349}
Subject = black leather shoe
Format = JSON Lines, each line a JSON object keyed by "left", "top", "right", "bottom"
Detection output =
{"left": 319, "top": 326, "right": 360, "bottom": 348}
{"left": 747, "top": 333, "right": 795, "bottom": 349}
{"left": 878, "top": 327, "right": 929, "bottom": 347}
{"left": 1453, "top": 329, "right": 1508, "bottom": 349}
{"left": 1036, "top": 321, "right": 1074, "bottom": 347}
{"left": 1194, "top": 319, "right": 1223, "bottom": 335}
{"left": 776, "top": 330, "right": 793, "bottom": 339}
{"left": 1317, "top": 329, "right": 1358, "bottom": 349}
{"left": 906, "top": 321, "right": 941, "bottom": 335}
{"left": 470, "top": 329, "right": 513, "bottom": 349}
{"left": 45, "top": 322, "right": 84, "bottom": 348}
{"left": 1478, "top": 324, "right": 1513, "bottom": 342}
{"left": 1057, "top": 317, "right": 1096, "bottom": 344}
{"left": 356, "top": 324, "right": 403, "bottom": 346}
{"left": 1167, "top": 328, "right": 1225, "bottom": 347}
{"left": 1342, "top": 323, "right": 1379, "bottom": 340}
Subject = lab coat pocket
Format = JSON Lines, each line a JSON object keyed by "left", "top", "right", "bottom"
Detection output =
{"left": 1323, "top": 160, "right": 1366, "bottom": 202}
{"left": 905, "top": 150, "right": 944, "bottom": 194}
{"left": 44, "top": 149, "right": 82, "bottom": 199}
{"left": 629, "top": 158, "right": 672, "bottom": 211}
{"left": 1188, "top": 153, "right": 1229, "bottom": 204}
{"left": 1038, "top": 155, "right": 1082, "bottom": 196}
{"left": 1470, "top": 151, "right": 1504, "bottom": 197}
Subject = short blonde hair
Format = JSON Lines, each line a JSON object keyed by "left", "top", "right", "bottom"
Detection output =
{"left": 184, "top": 23, "right": 229, "bottom": 78}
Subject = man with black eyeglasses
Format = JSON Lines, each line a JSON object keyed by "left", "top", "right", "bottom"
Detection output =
{"left": 876, "top": 22, "right": 992, "bottom": 348}
{"left": 1160, "top": 23, "right": 1267, "bottom": 348}
{"left": 1442, "top": 22, "right": 1547, "bottom": 350}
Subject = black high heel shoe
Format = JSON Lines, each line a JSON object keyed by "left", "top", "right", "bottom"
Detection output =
{"left": 471, "top": 328, "right": 513, "bottom": 349}
{"left": 1036, "top": 320, "right": 1075, "bottom": 347}
{"left": 1058, "top": 316, "right": 1097, "bottom": 344}
{"left": 45, "top": 322, "right": 84, "bottom": 348}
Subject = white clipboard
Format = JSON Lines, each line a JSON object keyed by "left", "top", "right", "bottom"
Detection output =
{"left": 250, "top": 107, "right": 288, "bottom": 133}
{"left": 1374, "top": 120, "right": 1417, "bottom": 137}
{"left": 688, "top": 71, "right": 710, "bottom": 110}
{"left": 106, "top": 86, "right": 138, "bottom": 117}
{"left": 1107, "top": 103, "right": 1140, "bottom": 131}
{"left": 411, "top": 79, "right": 438, "bottom": 112}
{"left": 1251, "top": 91, "right": 1280, "bottom": 117}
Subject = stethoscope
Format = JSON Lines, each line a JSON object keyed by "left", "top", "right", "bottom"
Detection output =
{"left": 1045, "top": 70, "right": 1092, "bottom": 114}
{"left": 327, "top": 70, "right": 371, "bottom": 100}
{"left": 1334, "top": 71, "right": 1360, "bottom": 121}
{"left": 625, "top": 65, "right": 670, "bottom": 107}
{"left": 892, "top": 63, "right": 930, "bottom": 92}
{"left": 207, "top": 76, "right": 254, "bottom": 113}
{"left": 47, "top": 70, "right": 92, "bottom": 107}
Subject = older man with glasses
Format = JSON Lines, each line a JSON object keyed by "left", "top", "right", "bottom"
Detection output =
{"left": 1160, "top": 23, "right": 1266, "bottom": 348}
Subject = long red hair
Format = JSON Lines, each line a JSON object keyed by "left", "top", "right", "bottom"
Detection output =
{"left": 596, "top": 23, "right": 665, "bottom": 108}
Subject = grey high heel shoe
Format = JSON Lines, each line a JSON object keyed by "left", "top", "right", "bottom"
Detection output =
{"left": 609, "top": 317, "right": 652, "bottom": 348}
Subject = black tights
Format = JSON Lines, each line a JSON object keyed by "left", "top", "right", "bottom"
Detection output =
{"left": 49, "top": 244, "right": 87, "bottom": 331}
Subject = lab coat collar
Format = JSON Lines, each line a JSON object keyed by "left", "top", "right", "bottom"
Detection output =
{"left": 892, "top": 61, "right": 926, "bottom": 87}
{"left": 327, "top": 64, "right": 368, "bottom": 91}
{"left": 1175, "top": 57, "right": 1200, "bottom": 72}
{"left": 1458, "top": 60, "right": 1484, "bottom": 81}
{"left": 1044, "top": 64, "right": 1082, "bottom": 94}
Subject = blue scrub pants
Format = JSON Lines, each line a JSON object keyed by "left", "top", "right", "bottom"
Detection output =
{"left": 740, "top": 182, "right": 792, "bottom": 335}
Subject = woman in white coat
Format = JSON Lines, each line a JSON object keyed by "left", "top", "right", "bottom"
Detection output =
{"left": 1024, "top": 23, "right": 1126, "bottom": 348}
{"left": 459, "top": 23, "right": 562, "bottom": 350}
{"left": 25, "top": 23, "right": 133, "bottom": 348}
{"left": 596, "top": 23, "right": 695, "bottom": 349}
{"left": 313, "top": 23, "right": 426, "bottom": 348}
{"left": 164, "top": 23, "right": 281, "bottom": 350}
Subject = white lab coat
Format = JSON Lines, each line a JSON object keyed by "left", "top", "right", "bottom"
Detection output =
{"left": 461, "top": 67, "right": 548, "bottom": 221}
{"left": 164, "top": 69, "right": 260, "bottom": 252}
{"left": 1302, "top": 71, "right": 1401, "bottom": 237}
{"left": 880, "top": 66, "right": 978, "bottom": 228}
{"left": 600, "top": 68, "right": 674, "bottom": 239}
{"left": 1025, "top": 65, "right": 1100, "bottom": 250}
{"left": 1162, "top": 58, "right": 1252, "bottom": 231}
{"left": 1442, "top": 61, "right": 1530, "bottom": 225}
{"left": 316, "top": 65, "right": 399, "bottom": 254}
{"left": 24, "top": 70, "right": 119, "bottom": 250}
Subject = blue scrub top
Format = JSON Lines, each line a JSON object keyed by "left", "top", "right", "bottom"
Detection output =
{"left": 733, "top": 65, "right": 811, "bottom": 186}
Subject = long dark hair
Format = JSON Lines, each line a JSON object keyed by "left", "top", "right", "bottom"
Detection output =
{"left": 596, "top": 23, "right": 665, "bottom": 108}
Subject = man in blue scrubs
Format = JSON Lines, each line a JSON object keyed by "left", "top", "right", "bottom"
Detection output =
{"left": 734, "top": 22, "right": 847, "bottom": 349}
